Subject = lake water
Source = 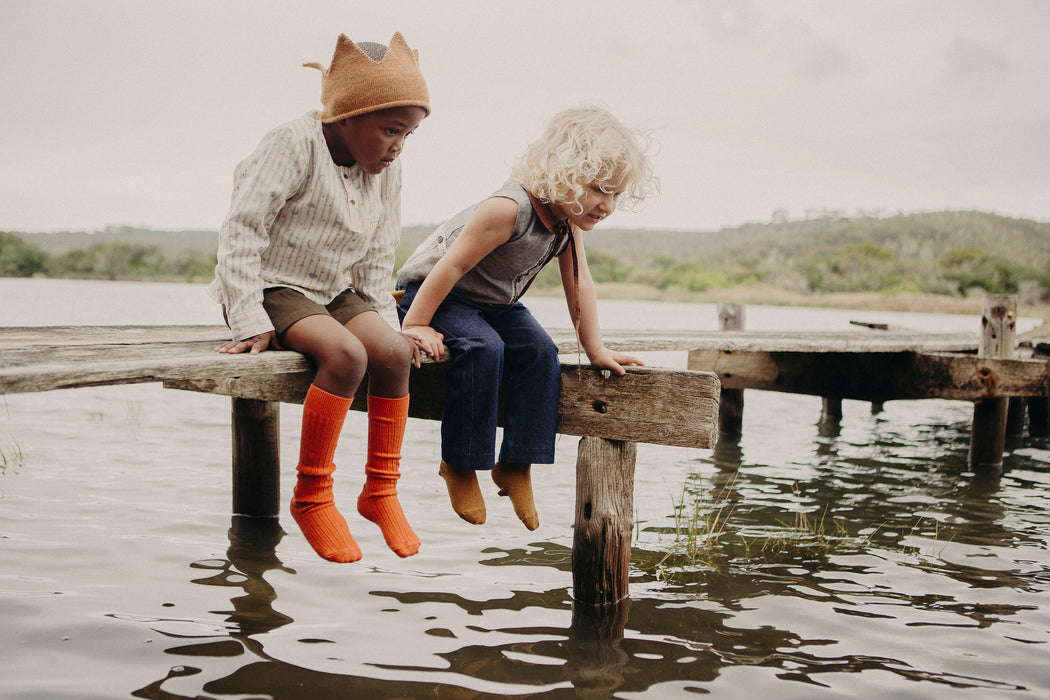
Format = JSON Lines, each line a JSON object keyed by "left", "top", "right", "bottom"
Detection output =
{"left": 1, "top": 278, "right": 1048, "bottom": 699}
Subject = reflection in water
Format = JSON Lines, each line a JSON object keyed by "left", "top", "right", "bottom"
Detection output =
{"left": 128, "top": 407, "right": 1048, "bottom": 698}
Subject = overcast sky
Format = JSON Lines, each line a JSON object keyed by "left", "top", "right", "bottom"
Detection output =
{"left": 3, "top": 0, "right": 1048, "bottom": 235}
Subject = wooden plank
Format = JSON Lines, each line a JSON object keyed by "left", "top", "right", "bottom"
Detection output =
{"left": 557, "top": 366, "right": 720, "bottom": 448}
{"left": 1, "top": 325, "right": 982, "bottom": 354}
{"left": 166, "top": 364, "right": 722, "bottom": 450}
{"left": 0, "top": 325, "right": 229, "bottom": 348}
{"left": 688, "top": 349, "right": 1048, "bottom": 401}
{"left": 0, "top": 343, "right": 312, "bottom": 394}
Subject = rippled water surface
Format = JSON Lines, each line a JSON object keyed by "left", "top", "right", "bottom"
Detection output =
{"left": 1, "top": 278, "right": 1048, "bottom": 698}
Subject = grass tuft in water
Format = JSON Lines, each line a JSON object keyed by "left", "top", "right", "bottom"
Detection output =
{"left": 642, "top": 477, "right": 871, "bottom": 584}
{"left": 1, "top": 438, "right": 26, "bottom": 474}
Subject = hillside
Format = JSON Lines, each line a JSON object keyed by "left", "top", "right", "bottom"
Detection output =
{"left": 13, "top": 226, "right": 221, "bottom": 256}
{"left": 7, "top": 212, "right": 1050, "bottom": 307}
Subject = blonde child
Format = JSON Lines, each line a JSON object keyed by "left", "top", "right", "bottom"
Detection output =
{"left": 207, "top": 33, "right": 433, "bottom": 563}
{"left": 397, "top": 105, "right": 657, "bottom": 530}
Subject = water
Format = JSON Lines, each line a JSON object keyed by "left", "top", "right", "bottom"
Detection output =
{"left": 1, "top": 278, "right": 1048, "bottom": 698}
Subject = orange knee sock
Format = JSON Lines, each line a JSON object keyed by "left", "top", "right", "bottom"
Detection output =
{"left": 357, "top": 394, "right": 420, "bottom": 557}
{"left": 290, "top": 384, "right": 361, "bottom": 563}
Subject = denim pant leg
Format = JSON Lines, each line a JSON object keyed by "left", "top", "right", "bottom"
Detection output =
{"left": 419, "top": 294, "right": 506, "bottom": 471}
{"left": 487, "top": 305, "right": 560, "bottom": 465}
{"left": 397, "top": 282, "right": 560, "bottom": 470}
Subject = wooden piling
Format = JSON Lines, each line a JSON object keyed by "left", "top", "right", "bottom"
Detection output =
{"left": 572, "top": 437, "right": 637, "bottom": 607}
{"left": 231, "top": 398, "right": 281, "bottom": 520}
{"left": 968, "top": 295, "right": 1017, "bottom": 472}
{"left": 1027, "top": 397, "right": 1050, "bottom": 437}
{"left": 717, "top": 302, "right": 745, "bottom": 441}
{"left": 1006, "top": 397, "right": 1027, "bottom": 440}
{"left": 821, "top": 396, "right": 844, "bottom": 422}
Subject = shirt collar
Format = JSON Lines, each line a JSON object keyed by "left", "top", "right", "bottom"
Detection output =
{"left": 525, "top": 190, "right": 572, "bottom": 237}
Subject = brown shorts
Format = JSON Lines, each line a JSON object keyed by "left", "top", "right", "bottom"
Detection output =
{"left": 262, "top": 287, "right": 375, "bottom": 335}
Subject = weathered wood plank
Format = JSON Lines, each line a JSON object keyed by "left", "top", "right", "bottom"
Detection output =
{"left": 687, "top": 348, "right": 1048, "bottom": 401}
{"left": 0, "top": 343, "right": 312, "bottom": 394}
{"left": 1, "top": 325, "right": 983, "bottom": 354}
{"left": 165, "top": 364, "right": 722, "bottom": 450}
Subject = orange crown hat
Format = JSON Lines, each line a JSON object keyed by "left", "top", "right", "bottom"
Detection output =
{"left": 304, "top": 32, "right": 430, "bottom": 123}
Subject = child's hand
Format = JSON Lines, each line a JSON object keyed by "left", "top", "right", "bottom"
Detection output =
{"left": 215, "top": 331, "right": 282, "bottom": 355}
{"left": 401, "top": 325, "right": 445, "bottom": 360}
{"left": 588, "top": 347, "right": 645, "bottom": 376}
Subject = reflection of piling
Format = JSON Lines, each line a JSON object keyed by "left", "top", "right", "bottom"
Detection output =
{"left": 566, "top": 598, "right": 630, "bottom": 698}
{"left": 969, "top": 295, "right": 1016, "bottom": 473}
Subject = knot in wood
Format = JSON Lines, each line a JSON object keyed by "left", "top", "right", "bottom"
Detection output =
{"left": 975, "top": 366, "right": 1000, "bottom": 388}
{"left": 592, "top": 399, "right": 608, "bottom": 414}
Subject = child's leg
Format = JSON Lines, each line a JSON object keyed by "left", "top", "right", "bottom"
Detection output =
{"left": 420, "top": 294, "right": 505, "bottom": 524}
{"left": 345, "top": 312, "right": 420, "bottom": 556}
{"left": 290, "top": 383, "right": 361, "bottom": 562}
{"left": 281, "top": 314, "right": 368, "bottom": 562}
{"left": 357, "top": 394, "right": 420, "bottom": 556}
{"left": 488, "top": 305, "right": 560, "bottom": 530}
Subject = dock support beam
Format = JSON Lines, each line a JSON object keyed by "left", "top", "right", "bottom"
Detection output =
{"left": 968, "top": 295, "right": 1017, "bottom": 473}
{"left": 717, "top": 302, "right": 745, "bottom": 441}
{"left": 231, "top": 398, "right": 282, "bottom": 535}
{"left": 572, "top": 436, "right": 637, "bottom": 607}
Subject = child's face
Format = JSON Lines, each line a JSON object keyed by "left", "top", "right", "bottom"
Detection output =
{"left": 323, "top": 106, "right": 426, "bottom": 173}
{"left": 551, "top": 181, "right": 621, "bottom": 232}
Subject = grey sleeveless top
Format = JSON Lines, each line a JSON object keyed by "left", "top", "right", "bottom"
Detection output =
{"left": 397, "top": 183, "right": 570, "bottom": 305}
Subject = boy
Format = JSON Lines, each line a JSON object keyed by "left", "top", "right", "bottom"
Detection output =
{"left": 208, "top": 33, "right": 432, "bottom": 563}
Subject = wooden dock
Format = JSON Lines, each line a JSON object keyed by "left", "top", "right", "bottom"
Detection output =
{"left": 0, "top": 323, "right": 721, "bottom": 608}
{"left": 2, "top": 293, "right": 1048, "bottom": 605}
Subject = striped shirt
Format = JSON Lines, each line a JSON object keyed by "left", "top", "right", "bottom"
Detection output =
{"left": 207, "top": 112, "right": 401, "bottom": 339}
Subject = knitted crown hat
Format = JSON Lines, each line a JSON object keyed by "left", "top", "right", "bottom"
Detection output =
{"left": 304, "top": 32, "right": 430, "bottom": 123}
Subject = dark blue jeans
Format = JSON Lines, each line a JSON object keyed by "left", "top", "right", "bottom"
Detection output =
{"left": 397, "top": 281, "right": 560, "bottom": 471}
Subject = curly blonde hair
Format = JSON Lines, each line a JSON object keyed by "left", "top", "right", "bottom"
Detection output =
{"left": 508, "top": 105, "right": 658, "bottom": 215}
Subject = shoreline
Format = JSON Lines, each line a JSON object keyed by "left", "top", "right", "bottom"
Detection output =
{"left": 530, "top": 282, "right": 1050, "bottom": 324}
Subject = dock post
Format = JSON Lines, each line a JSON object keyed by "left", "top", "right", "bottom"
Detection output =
{"left": 1027, "top": 397, "right": 1050, "bottom": 437}
{"left": 1027, "top": 348, "right": 1050, "bottom": 437}
{"left": 231, "top": 398, "right": 282, "bottom": 533}
{"left": 717, "top": 302, "right": 745, "bottom": 441}
{"left": 968, "top": 295, "right": 1017, "bottom": 473}
{"left": 1006, "top": 397, "right": 1027, "bottom": 440}
{"left": 821, "top": 397, "right": 843, "bottom": 422}
{"left": 572, "top": 436, "right": 637, "bottom": 607}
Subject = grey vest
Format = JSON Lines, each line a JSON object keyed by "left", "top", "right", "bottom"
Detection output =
{"left": 397, "top": 183, "right": 569, "bottom": 305}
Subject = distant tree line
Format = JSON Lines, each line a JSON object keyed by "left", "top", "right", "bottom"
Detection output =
{"left": 0, "top": 232, "right": 215, "bottom": 282}
{"left": 523, "top": 211, "right": 1050, "bottom": 304}
{"left": 5, "top": 211, "right": 1050, "bottom": 303}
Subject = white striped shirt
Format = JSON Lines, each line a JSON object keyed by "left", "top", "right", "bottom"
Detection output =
{"left": 207, "top": 112, "right": 401, "bottom": 339}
